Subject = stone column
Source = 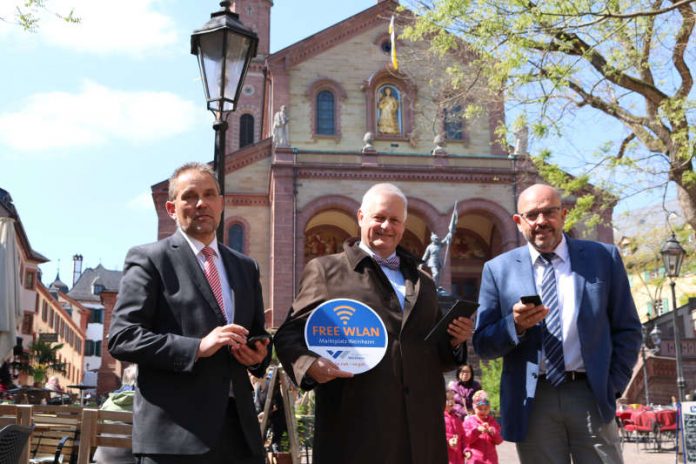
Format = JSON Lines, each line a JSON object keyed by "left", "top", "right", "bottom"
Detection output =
{"left": 269, "top": 149, "right": 295, "bottom": 327}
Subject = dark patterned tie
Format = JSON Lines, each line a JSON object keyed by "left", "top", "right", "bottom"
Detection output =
{"left": 539, "top": 253, "right": 565, "bottom": 387}
{"left": 373, "top": 254, "right": 400, "bottom": 270}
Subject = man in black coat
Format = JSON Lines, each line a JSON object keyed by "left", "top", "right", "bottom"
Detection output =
{"left": 109, "top": 162, "right": 271, "bottom": 464}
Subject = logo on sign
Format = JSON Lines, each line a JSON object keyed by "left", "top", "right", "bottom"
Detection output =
{"left": 305, "top": 298, "right": 388, "bottom": 375}
{"left": 327, "top": 350, "right": 349, "bottom": 359}
{"left": 334, "top": 305, "right": 356, "bottom": 325}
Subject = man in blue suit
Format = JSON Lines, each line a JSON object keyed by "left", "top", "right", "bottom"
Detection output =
{"left": 474, "top": 184, "right": 641, "bottom": 463}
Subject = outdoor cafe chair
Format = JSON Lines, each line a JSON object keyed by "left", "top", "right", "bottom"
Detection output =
{"left": 29, "top": 405, "right": 83, "bottom": 464}
{"left": 77, "top": 409, "right": 133, "bottom": 464}
{"left": 0, "top": 424, "right": 34, "bottom": 464}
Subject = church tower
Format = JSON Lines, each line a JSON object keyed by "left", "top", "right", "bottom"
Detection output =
{"left": 227, "top": 0, "right": 272, "bottom": 152}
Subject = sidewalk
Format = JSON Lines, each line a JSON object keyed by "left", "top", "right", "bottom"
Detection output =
{"left": 497, "top": 440, "right": 680, "bottom": 463}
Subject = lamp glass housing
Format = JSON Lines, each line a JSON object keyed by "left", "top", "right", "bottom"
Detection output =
{"left": 660, "top": 234, "right": 686, "bottom": 278}
{"left": 191, "top": 3, "right": 258, "bottom": 114}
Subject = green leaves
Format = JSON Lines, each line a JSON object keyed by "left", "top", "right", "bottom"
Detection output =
{"left": 404, "top": 0, "right": 695, "bottom": 230}
{"left": 5, "top": 0, "right": 80, "bottom": 32}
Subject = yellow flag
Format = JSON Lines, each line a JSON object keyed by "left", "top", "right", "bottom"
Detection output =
{"left": 389, "top": 15, "right": 398, "bottom": 70}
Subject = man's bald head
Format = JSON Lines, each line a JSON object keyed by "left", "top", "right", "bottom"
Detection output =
{"left": 514, "top": 184, "right": 566, "bottom": 253}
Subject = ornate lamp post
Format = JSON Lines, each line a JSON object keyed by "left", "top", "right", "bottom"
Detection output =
{"left": 191, "top": 1, "right": 258, "bottom": 242}
{"left": 640, "top": 324, "right": 662, "bottom": 405}
{"left": 660, "top": 233, "right": 687, "bottom": 402}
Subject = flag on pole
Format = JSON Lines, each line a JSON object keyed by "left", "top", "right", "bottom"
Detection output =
{"left": 389, "top": 15, "right": 399, "bottom": 70}
{"left": 448, "top": 202, "right": 458, "bottom": 238}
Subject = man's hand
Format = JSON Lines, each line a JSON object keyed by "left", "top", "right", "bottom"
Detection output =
{"left": 198, "top": 324, "right": 248, "bottom": 359}
{"left": 448, "top": 316, "right": 473, "bottom": 347}
{"left": 513, "top": 300, "right": 549, "bottom": 334}
{"left": 307, "top": 357, "right": 353, "bottom": 384}
{"left": 231, "top": 337, "right": 270, "bottom": 367}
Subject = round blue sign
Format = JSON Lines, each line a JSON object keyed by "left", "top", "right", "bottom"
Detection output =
{"left": 304, "top": 298, "right": 388, "bottom": 374}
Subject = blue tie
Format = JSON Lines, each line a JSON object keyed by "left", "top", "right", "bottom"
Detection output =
{"left": 539, "top": 253, "right": 565, "bottom": 387}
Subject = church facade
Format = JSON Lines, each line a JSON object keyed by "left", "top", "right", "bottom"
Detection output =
{"left": 152, "top": 0, "right": 612, "bottom": 327}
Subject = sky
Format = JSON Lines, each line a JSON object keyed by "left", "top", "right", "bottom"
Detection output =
{"left": 0, "top": 0, "right": 677, "bottom": 286}
{"left": 0, "top": 0, "right": 376, "bottom": 285}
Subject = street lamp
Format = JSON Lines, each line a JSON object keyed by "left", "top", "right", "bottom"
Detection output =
{"left": 191, "top": 1, "right": 258, "bottom": 242}
{"left": 660, "top": 233, "right": 687, "bottom": 402}
{"left": 640, "top": 324, "right": 662, "bottom": 405}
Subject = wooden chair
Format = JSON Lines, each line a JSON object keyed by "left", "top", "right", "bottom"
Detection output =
{"left": 0, "top": 424, "right": 34, "bottom": 464}
{"left": 29, "top": 405, "right": 83, "bottom": 464}
{"left": 77, "top": 409, "right": 133, "bottom": 464}
{"left": 0, "top": 404, "right": 33, "bottom": 463}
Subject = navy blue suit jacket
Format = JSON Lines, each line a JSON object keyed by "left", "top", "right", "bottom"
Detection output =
{"left": 473, "top": 236, "right": 641, "bottom": 442}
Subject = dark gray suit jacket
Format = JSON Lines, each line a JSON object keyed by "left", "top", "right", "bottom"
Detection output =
{"left": 108, "top": 231, "right": 269, "bottom": 455}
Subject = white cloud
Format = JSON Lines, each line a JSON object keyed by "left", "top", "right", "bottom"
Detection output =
{"left": 0, "top": 0, "right": 179, "bottom": 56}
{"left": 127, "top": 192, "right": 156, "bottom": 212}
{"left": 0, "top": 80, "right": 199, "bottom": 151}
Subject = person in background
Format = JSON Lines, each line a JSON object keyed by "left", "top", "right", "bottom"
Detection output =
{"left": 447, "top": 364, "right": 481, "bottom": 420}
{"left": 93, "top": 364, "right": 138, "bottom": 464}
{"left": 463, "top": 390, "right": 503, "bottom": 464}
{"left": 444, "top": 390, "right": 465, "bottom": 464}
{"left": 45, "top": 376, "right": 64, "bottom": 393}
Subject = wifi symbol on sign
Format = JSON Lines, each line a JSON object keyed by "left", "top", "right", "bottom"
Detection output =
{"left": 333, "top": 305, "right": 356, "bottom": 325}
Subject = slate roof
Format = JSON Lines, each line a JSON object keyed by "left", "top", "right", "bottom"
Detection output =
{"left": 67, "top": 264, "right": 122, "bottom": 302}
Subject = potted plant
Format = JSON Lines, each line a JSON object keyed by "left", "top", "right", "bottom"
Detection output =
{"left": 18, "top": 339, "right": 66, "bottom": 388}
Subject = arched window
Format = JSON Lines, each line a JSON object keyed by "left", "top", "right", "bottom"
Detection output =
{"left": 239, "top": 114, "right": 254, "bottom": 148}
{"left": 228, "top": 223, "right": 244, "bottom": 253}
{"left": 316, "top": 91, "right": 335, "bottom": 135}
{"left": 444, "top": 105, "right": 465, "bottom": 140}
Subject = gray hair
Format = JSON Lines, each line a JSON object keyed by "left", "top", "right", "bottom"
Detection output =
{"left": 122, "top": 364, "right": 138, "bottom": 386}
{"left": 360, "top": 183, "right": 408, "bottom": 217}
{"left": 167, "top": 162, "right": 219, "bottom": 201}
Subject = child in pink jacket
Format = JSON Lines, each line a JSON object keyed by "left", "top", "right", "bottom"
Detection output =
{"left": 463, "top": 390, "right": 503, "bottom": 464}
{"left": 444, "top": 390, "right": 466, "bottom": 464}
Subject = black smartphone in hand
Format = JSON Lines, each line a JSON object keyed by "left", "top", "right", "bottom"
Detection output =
{"left": 520, "top": 295, "right": 542, "bottom": 306}
{"left": 246, "top": 334, "right": 272, "bottom": 348}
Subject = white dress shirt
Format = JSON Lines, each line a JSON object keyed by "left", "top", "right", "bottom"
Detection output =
{"left": 359, "top": 241, "right": 405, "bottom": 310}
{"left": 528, "top": 235, "right": 584, "bottom": 372}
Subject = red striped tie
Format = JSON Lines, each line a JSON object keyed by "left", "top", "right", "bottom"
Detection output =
{"left": 202, "top": 246, "right": 226, "bottom": 322}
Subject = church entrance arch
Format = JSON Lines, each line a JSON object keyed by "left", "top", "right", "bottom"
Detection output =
{"left": 447, "top": 199, "right": 517, "bottom": 301}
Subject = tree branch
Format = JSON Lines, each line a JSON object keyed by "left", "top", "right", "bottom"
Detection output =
{"left": 671, "top": 0, "right": 695, "bottom": 99}
{"left": 617, "top": 133, "right": 637, "bottom": 159}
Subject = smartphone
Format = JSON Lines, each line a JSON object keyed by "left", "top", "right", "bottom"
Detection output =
{"left": 520, "top": 295, "right": 542, "bottom": 306}
{"left": 246, "top": 334, "right": 272, "bottom": 348}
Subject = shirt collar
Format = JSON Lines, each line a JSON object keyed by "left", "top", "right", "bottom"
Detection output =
{"left": 358, "top": 241, "right": 397, "bottom": 261}
{"left": 178, "top": 228, "right": 220, "bottom": 258}
{"left": 527, "top": 234, "right": 568, "bottom": 264}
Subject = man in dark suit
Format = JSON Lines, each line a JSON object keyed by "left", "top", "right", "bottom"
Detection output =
{"left": 274, "top": 183, "right": 473, "bottom": 464}
{"left": 474, "top": 184, "right": 641, "bottom": 463}
{"left": 109, "top": 162, "right": 271, "bottom": 464}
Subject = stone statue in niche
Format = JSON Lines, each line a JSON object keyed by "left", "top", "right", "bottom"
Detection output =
{"left": 377, "top": 86, "right": 400, "bottom": 135}
{"left": 513, "top": 124, "right": 528, "bottom": 156}
{"left": 272, "top": 105, "right": 289, "bottom": 147}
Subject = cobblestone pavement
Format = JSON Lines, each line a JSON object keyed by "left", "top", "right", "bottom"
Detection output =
{"left": 496, "top": 440, "right": 681, "bottom": 464}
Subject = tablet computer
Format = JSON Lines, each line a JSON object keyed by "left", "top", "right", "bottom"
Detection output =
{"left": 424, "top": 299, "right": 478, "bottom": 343}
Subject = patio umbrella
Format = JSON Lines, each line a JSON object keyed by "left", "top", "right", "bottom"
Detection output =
{"left": 0, "top": 217, "right": 20, "bottom": 361}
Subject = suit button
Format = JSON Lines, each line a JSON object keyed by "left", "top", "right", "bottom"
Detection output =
{"left": 403, "top": 387, "right": 410, "bottom": 395}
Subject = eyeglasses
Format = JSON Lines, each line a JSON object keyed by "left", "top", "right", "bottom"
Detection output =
{"left": 518, "top": 206, "right": 561, "bottom": 223}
